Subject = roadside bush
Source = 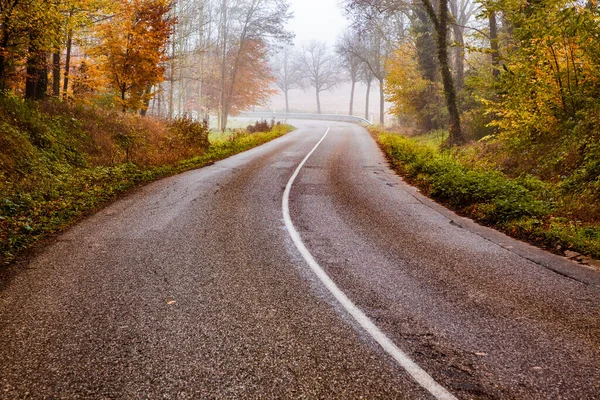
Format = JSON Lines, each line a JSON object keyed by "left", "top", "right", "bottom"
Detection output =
{"left": 379, "top": 133, "right": 547, "bottom": 224}
{"left": 167, "top": 117, "right": 210, "bottom": 151}
{"left": 377, "top": 130, "right": 600, "bottom": 258}
{"left": 246, "top": 119, "right": 278, "bottom": 133}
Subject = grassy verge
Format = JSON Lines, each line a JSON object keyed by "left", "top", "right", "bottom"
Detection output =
{"left": 0, "top": 97, "right": 293, "bottom": 266}
{"left": 374, "top": 128, "right": 600, "bottom": 259}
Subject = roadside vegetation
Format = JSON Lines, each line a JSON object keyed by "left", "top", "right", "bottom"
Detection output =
{"left": 375, "top": 128, "right": 600, "bottom": 260}
{"left": 0, "top": 94, "right": 292, "bottom": 266}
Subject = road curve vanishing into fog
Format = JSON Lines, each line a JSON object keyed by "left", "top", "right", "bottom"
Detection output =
{"left": 1, "top": 120, "right": 599, "bottom": 399}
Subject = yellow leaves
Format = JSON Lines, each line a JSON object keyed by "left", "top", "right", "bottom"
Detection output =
{"left": 88, "top": 0, "right": 174, "bottom": 111}
{"left": 384, "top": 43, "right": 443, "bottom": 119}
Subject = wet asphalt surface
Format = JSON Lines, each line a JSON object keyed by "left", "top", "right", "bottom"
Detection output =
{"left": 1, "top": 121, "right": 599, "bottom": 399}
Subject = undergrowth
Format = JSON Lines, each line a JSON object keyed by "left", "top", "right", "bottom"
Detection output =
{"left": 0, "top": 94, "right": 293, "bottom": 266}
{"left": 375, "top": 128, "right": 600, "bottom": 259}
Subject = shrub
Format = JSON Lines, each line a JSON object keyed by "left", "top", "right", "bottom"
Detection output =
{"left": 246, "top": 119, "right": 278, "bottom": 133}
{"left": 377, "top": 129, "right": 600, "bottom": 258}
{"left": 167, "top": 117, "right": 210, "bottom": 151}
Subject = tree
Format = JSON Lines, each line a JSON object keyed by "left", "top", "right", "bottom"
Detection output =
{"left": 298, "top": 40, "right": 341, "bottom": 114}
{"left": 272, "top": 45, "right": 303, "bottom": 113}
{"left": 361, "top": 63, "right": 374, "bottom": 121}
{"left": 346, "top": 0, "right": 464, "bottom": 141}
{"left": 91, "top": 0, "right": 174, "bottom": 112}
{"left": 216, "top": 0, "right": 292, "bottom": 131}
{"left": 204, "top": 37, "right": 276, "bottom": 116}
{"left": 336, "top": 31, "right": 363, "bottom": 116}
{"left": 344, "top": 28, "right": 387, "bottom": 124}
{"left": 418, "top": 0, "right": 465, "bottom": 144}
{"left": 448, "top": 0, "right": 476, "bottom": 90}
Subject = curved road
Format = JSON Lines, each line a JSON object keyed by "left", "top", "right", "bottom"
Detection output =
{"left": 1, "top": 121, "right": 599, "bottom": 399}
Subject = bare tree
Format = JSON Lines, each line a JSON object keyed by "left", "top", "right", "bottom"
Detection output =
{"left": 343, "top": 29, "right": 387, "bottom": 124}
{"left": 449, "top": 0, "right": 476, "bottom": 90}
{"left": 360, "top": 63, "right": 374, "bottom": 121}
{"left": 298, "top": 41, "right": 341, "bottom": 114}
{"left": 336, "top": 32, "right": 362, "bottom": 116}
{"left": 272, "top": 46, "right": 303, "bottom": 113}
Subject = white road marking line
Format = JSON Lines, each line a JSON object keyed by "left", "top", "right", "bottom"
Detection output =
{"left": 282, "top": 126, "right": 458, "bottom": 400}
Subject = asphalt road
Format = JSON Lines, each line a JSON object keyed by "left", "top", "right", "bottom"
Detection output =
{"left": 1, "top": 120, "right": 599, "bottom": 399}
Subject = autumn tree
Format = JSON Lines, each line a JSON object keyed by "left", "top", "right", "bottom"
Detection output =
{"left": 91, "top": 0, "right": 174, "bottom": 112}
{"left": 298, "top": 41, "right": 341, "bottom": 114}
{"left": 204, "top": 38, "right": 276, "bottom": 116}
{"left": 215, "top": 0, "right": 292, "bottom": 131}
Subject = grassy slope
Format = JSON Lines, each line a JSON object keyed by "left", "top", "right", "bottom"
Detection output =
{"left": 374, "top": 128, "right": 600, "bottom": 260}
{"left": 0, "top": 97, "right": 293, "bottom": 266}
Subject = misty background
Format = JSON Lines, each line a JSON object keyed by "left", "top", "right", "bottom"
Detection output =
{"left": 262, "top": 0, "right": 389, "bottom": 121}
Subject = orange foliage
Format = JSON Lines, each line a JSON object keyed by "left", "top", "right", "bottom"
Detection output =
{"left": 90, "top": 0, "right": 174, "bottom": 112}
{"left": 204, "top": 38, "right": 276, "bottom": 116}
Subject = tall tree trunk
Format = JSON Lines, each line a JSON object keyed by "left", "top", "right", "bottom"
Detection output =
{"left": 62, "top": 31, "right": 72, "bottom": 99}
{"left": 349, "top": 79, "right": 355, "bottom": 115}
{"left": 379, "top": 79, "right": 384, "bottom": 125}
{"left": 0, "top": 54, "right": 6, "bottom": 91}
{"left": 197, "top": 0, "right": 205, "bottom": 120}
{"left": 0, "top": 31, "right": 10, "bottom": 90}
{"left": 169, "top": 6, "right": 176, "bottom": 119}
{"left": 25, "top": 36, "right": 48, "bottom": 100}
{"left": 52, "top": 51, "right": 61, "bottom": 97}
{"left": 451, "top": 24, "right": 464, "bottom": 90}
{"left": 157, "top": 83, "right": 163, "bottom": 117}
{"left": 316, "top": 89, "right": 321, "bottom": 114}
{"left": 285, "top": 89, "right": 290, "bottom": 113}
{"left": 489, "top": 10, "right": 499, "bottom": 79}
{"left": 219, "top": 0, "right": 228, "bottom": 131}
{"left": 169, "top": 59, "right": 175, "bottom": 119}
{"left": 121, "top": 89, "right": 127, "bottom": 113}
{"left": 365, "top": 79, "right": 371, "bottom": 121}
{"left": 422, "top": 0, "right": 465, "bottom": 145}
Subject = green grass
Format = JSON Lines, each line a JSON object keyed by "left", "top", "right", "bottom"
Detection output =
{"left": 375, "top": 128, "right": 600, "bottom": 259}
{"left": 0, "top": 98, "right": 293, "bottom": 267}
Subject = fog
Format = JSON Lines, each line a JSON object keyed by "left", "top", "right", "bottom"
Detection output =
{"left": 263, "top": 0, "right": 392, "bottom": 123}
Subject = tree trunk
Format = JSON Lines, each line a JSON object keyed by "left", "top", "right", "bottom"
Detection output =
{"left": 451, "top": 24, "right": 464, "bottom": 90}
{"left": 219, "top": 0, "right": 228, "bottom": 131}
{"left": 349, "top": 79, "right": 356, "bottom": 115}
{"left": 379, "top": 79, "right": 384, "bottom": 125}
{"left": 25, "top": 36, "right": 48, "bottom": 100}
{"left": 197, "top": 0, "right": 205, "bottom": 121}
{"left": 422, "top": 0, "right": 465, "bottom": 145}
{"left": 121, "top": 89, "right": 127, "bottom": 113}
{"left": 489, "top": 10, "right": 499, "bottom": 79}
{"left": 52, "top": 51, "right": 61, "bottom": 97}
{"left": 0, "top": 54, "right": 6, "bottom": 91}
{"left": 169, "top": 20, "right": 176, "bottom": 119}
{"left": 316, "top": 89, "right": 321, "bottom": 114}
{"left": 157, "top": 83, "right": 163, "bottom": 117}
{"left": 62, "top": 31, "right": 72, "bottom": 99}
{"left": 285, "top": 89, "right": 290, "bottom": 113}
{"left": 0, "top": 29, "right": 10, "bottom": 90}
{"left": 365, "top": 80, "right": 371, "bottom": 121}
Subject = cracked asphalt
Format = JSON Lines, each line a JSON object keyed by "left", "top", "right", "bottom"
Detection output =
{"left": 1, "top": 120, "right": 599, "bottom": 399}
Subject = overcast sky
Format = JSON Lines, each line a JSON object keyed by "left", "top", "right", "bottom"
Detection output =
{"left": 286, "top": 0, "right": 350, "bottom": 47}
